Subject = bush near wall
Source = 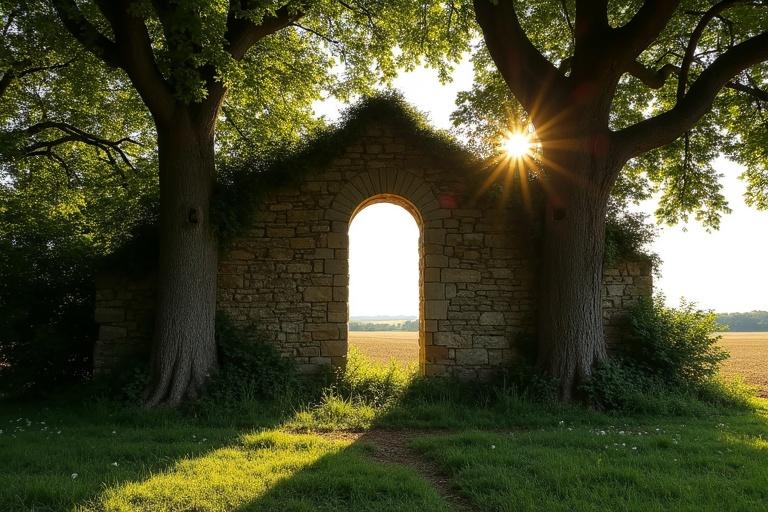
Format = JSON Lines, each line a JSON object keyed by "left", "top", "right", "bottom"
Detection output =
{"left": 583, "top": 297, "right": 743, "bottom": 412}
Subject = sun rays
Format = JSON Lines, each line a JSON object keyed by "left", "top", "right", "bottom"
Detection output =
{"left": 501, "top": 131, "right": 533, "bottom": 159}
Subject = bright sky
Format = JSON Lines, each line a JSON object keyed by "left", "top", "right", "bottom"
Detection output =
{"left": 317, "top": 59, "right": 768, "bottom": 316}
{"left": 348, "top": 203, "right": 420, "bottom": 317}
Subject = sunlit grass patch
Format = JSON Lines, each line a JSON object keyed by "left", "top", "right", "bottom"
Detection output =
{"left": 286, "top": 348, "right": 418, "bottom": 431}
{"left": 82, "top": 431, "right": 447, "bottom": 512}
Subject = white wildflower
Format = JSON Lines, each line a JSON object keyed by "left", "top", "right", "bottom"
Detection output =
{"left": 71, "top": 473, "right": 78, "bottom": 480}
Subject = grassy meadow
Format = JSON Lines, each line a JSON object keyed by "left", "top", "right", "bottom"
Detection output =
{"left": 1, "top": 330, "right": 767, "bottom": 511}
{"left": 2, "top": 345, "right": 767, "bottom": 511}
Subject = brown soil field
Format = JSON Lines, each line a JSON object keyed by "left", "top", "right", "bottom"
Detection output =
{"left": 348, "top": 331, "right": 419, "bottom": 366}
{"left": 717, "top": 332, "right": 768, "bottom": 397}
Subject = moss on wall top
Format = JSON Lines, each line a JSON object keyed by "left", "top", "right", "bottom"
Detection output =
{"left": 212, "top": 92, "right": 481, "bottom": 245}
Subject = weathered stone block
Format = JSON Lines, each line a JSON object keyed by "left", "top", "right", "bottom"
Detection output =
{"left": 426, "top": 345, "right": 449, "bottom": 362}
{"left": 218, "top": 274, "right": 243, "bottom": 288}
{"left": 479, "top": 312, "right": 504, "bottom": 325}
{"left": 327, "top": 232, "right": 348, "bottom": 249}
{"left": 320, "top": 339, "right": 346, "bottom": 357}
{"left": 304, "top": 287, "right": 332, "bottom": 302}
{"left": 227, "top": 249, "right": 254, "bottom": 260}
{"left": 424, "top": 282, "right": 445, "bottom": 300}
{"left": 270, "top": 248, "right": 294, "bottom": 260}
{"left": 324, "top": 259, "right": 347, "bottom": 275}
{"left": 289, "top": 238, "right": 315, "bottom": 249}
{"left": 425, "top": 254, "right": 449, "bottom": 268}
{"left": 455, "top": 348, "right": 488, "bottom": 365}
{"left": 473, "top": 335, "right": 507, "bottom": 349}
{"left": 425, "top": 300, "right": 449, "bottom": 320}
{"left": 99, "top": 325, "right": 127, "bottom": 341}
{"left": 441, "top": 268, "right": 481, "bottom": 283}
{"left": 94, "top": 308, "right": 124, "bottom": 323}
{"left": 433, "top": 331, "right": 468, "bottom": 348}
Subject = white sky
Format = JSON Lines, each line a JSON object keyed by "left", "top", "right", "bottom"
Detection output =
{"left": 317, "top": 59, "right": 768, "bottom": 316}
{"left": 348, "top": 203, "right": 420, "bottom": 317}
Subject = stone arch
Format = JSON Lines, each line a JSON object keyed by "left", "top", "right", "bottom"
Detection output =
{"left": 325, "top": 170, "right": 442, "bottom": 374}
{"left": 326, "top": 168, "right": 441, "bottom": 224}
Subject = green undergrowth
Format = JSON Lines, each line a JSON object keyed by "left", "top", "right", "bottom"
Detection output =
{"left": 1, "top": 311, "right": 763, "bottom": 511}
{"left": 0, "top": 348, "right": 765, "bottom": 511}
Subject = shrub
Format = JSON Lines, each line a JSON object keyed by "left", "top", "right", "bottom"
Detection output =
{"left": 622, "top": 296, "right": 728, "bottom": 387}
{"left": 200, "top": 315, "right": 300, "bottom": 407}
{"left": 584, "top": 297, "right": 747, "bottom": 412}
{"left": 0, "top": 235, "right": 96, "bottom": 398}
{"left": 581, "top": 359, "right": 658, "bottom": 412}
{"left": 332, "top": 347, "right": 417, "bottom": 408}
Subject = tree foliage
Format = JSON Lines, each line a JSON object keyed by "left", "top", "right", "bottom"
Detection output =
{"left": 0, "top": 1, "right": 473, "bottom": 401}
{"left": 716, "top": 310, "right": 768, "bottom": 331}
{"left": 456, "top": 1, "right": 768, "bottom": 230}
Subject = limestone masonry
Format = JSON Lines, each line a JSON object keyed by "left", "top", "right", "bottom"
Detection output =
{"left": 94, "top": 103, "right": 652, "bottom": 379}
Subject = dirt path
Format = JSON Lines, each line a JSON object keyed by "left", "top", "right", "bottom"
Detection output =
{"left": 318, "top": 430, "right": 478, "bottom": 512}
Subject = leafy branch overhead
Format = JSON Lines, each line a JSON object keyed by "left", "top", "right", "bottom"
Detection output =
{"left": 460, "top": 0, "right": 768, "bottom": 228}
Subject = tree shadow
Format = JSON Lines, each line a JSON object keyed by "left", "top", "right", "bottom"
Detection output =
{"left": 78, "top": 389, "right": 768, "bottom": 511}
{"left": 7, "top": 376, "right": 767, "bottom": 511}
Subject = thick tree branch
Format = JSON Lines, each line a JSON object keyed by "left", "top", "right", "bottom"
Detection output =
{"left": 726, "top": 79, "right": 768, "bottom": 100}
{"left": 52, "top": 0, "right": 175, "bottom": 124}
{"left": 627, "top": 59, "right": 768, "bottom": 105}
{"left": 574, "top": 0, "right": 607, "bottom": 51}
{"left": 195, "top": 2, "right": 302, "bottom": 133}
{"left": 93, "top": 0, "right": 176, "bottom": 124}
{"left": 614, "top": 0, "right": 682, "bottom": 63}
{"left": 677, "top": 0, "right": 750, "bottom": 101}
{"left": 15, "top": 121, "right": 141, "bottom": 178}
{"left": 50, "top": 0, "right": 120, "bottom": 67}
{"left": 225, "top": 3, "right": 302, "bottom": 61}
{"left": 0, "top": 59, "right": 75, "bottom": 99}
{"left": 615, "top": 31, "right": 768, "bottom": 160}
{"left": 0, "top": 72, "right": 12, "bottom": 98}
{"left": 473, "top": 0, "right": 566, "bottom": 118}
{"left": 626, "top": 61, "right": 680, "bottom": 89}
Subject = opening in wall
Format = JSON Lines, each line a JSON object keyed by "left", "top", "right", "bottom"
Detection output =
{"left": 348, "top": 197, "right": 422, "bottom": 370}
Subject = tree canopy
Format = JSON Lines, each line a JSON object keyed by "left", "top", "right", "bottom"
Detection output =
{"left": 456, "top": 0, "right": 768, "bottom": 229}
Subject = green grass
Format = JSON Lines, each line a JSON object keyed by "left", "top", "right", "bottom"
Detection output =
{"left": 92, "top": 431, "right": 447, "bottom": 512}
{"left": 413, "top": 404, "right": 768, "bottom": 511}
{"left": 1, "top": 351, "right": 767, "bottom": 511}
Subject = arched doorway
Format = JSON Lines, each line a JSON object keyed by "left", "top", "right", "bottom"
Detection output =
{"left": 348, "top": 195, "right": 423, "bottom": 370}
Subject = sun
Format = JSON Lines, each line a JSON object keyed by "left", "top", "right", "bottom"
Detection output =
{"left": 501, "top": 132, "right": 532, "bottom": 158}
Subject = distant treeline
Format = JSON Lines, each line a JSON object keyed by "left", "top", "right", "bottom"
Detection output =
{"left": 716, "top": 311, "right": 768, "bottom": 332}
{"left": 349, "top": 320, "right": 418, "bottom": 332}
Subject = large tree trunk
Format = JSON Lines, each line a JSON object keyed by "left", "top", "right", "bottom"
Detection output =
{"left": 145, "top": 113, "right": 219, "bottom": 406}
{"left": 536, "top": 156, "right": 615, "bottom": 401}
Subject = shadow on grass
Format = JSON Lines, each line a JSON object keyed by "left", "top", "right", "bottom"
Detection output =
{"left": 0, "top": 387, "right": 327, "bottom": 511}
{"left": 67, "top": 381, "right": 768, "bottom": 510}
{"left": 3, "top": 365, "right": 767, "bottom": 511}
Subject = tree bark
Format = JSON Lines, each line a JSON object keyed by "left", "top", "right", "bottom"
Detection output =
{"left": 145, "top": 112, "right": 219, "bottom": 407}
{"left": 536, "top": 151, "right": 615, "bottom": 401}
